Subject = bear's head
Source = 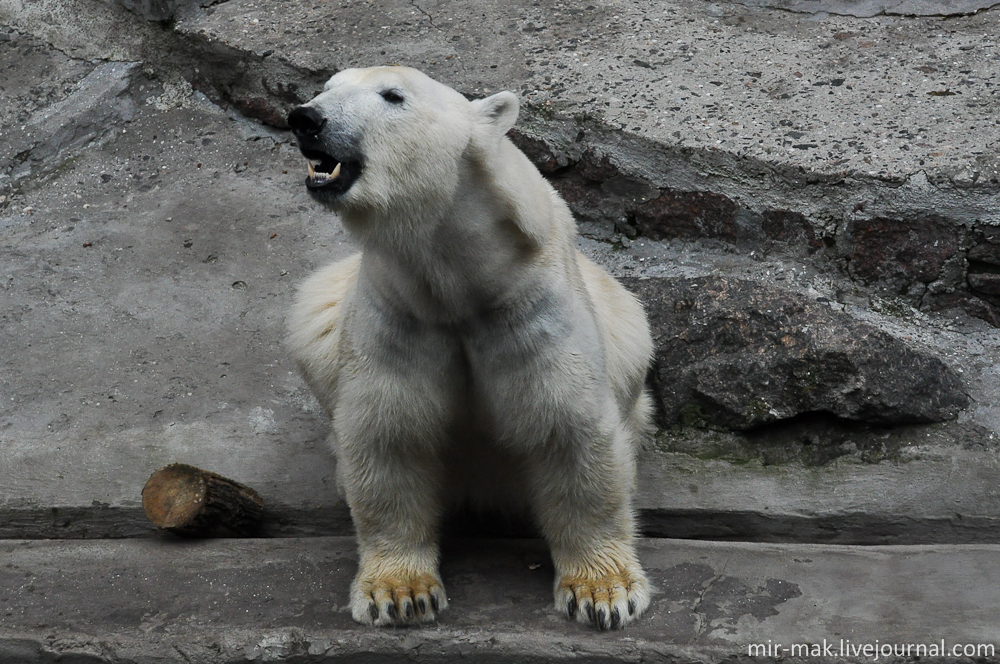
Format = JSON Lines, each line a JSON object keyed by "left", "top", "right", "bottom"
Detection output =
{"left": 288, "top": 67, "right": 519, "bottom": 219}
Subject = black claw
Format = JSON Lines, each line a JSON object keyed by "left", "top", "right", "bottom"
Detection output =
{"left": 418, "top": 598, "right": 427, "bottom": 614}
{"left": 585, "top": 604, "right": 595, "bottom": 622}
{"left": 386, "top": 604, "right": 398, "bottom": 620}
{"left": 431, "top": 595, "right": 440, "bottom": 613}
{"left": 628, "top": 599, "right": 636, "bottom": 616}
{"left": 369, "top": 604, "right": 379, "bottom": 620}
{"left": 611, "top": 608, "right": 621, "bottom": 629}
{"left": 597, "top": 608, "right": 608, "bottom": 630}
{"left": 404, "top": 602, "right": 414, "bottom": 619}
{"left": 566, "top": 597, "right": 577, "bottom": 618}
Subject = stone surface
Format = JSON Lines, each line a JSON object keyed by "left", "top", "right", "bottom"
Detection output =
{"left": 624, "top": 276, "right": 970, "bottom": 429}
{"left": 924, "top": 290, "right": 1000, "bottom": 327}
{"left": 630, "top": 189, "right": 822, "bottom": 249}
{"left": 0, "top": 27, "right": 94, "bottom": 129}
{"left": 969, "top": 273, "right": 1000, "bottom": 295}
{"left": 0, "top": 61, "right": 144, "bottom": 191}
{"left": 845, "top": 215, "right": 963, "bottom": 294}
{"left": 969, "top": 242, "right": 1000, "bottom": 266}
{"left": 5, "top": 415, "right": 1000, "bottom": 544}
{"left": 164, "top": 0, "right": 1000, "bottom": 326}
{"left": 635, "top": 188, "right": 742, "bottom": 242}
{"left": 638, "top": 418, "right": 1000, "bottom": 543}
{"left": 1, "top": 537, "right": 999, "bottom": 663}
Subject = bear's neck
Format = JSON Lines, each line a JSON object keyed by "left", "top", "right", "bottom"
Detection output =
{"left": 343, "top": 145, "right": 568, "bottom": 325}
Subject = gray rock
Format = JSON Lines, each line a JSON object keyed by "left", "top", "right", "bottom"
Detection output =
{"left": 1, "top": 61, "right": 141, "bottom": 185}
{"left": 624, "top": 277, "right": 970, "bottom": 430}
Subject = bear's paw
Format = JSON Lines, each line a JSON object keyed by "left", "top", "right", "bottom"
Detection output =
{"left": 555, "top": 561, "right": 650, "bottom": 630}
{"left": 350, "top": 571, "right": 448, "bottom": 626}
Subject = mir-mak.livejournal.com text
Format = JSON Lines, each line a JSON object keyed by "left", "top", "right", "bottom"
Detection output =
{"left": 748, "top": 639, "right": 995, "bottom": 660}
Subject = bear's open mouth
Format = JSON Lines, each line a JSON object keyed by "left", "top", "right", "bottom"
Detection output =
{"left": 300, "top": 148, "right": 362, "bottom": 196}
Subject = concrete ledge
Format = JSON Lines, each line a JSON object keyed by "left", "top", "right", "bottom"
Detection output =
{"left": 5, "top": 434, "right": 1000, "bottom": 543}
{"left": 2, "top": 537, "right": 999, "bottom": 662}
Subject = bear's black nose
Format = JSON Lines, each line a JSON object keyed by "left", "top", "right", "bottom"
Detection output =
{"left": 288, "top": 106, "right": 327, "bottom": 136}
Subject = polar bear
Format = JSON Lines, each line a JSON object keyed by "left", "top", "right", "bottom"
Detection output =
{"left": 286, "top": 67, "right": 654, "bottom": 630}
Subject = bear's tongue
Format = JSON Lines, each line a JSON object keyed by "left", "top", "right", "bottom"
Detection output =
{"left": 306, "top": 160, "right": 342, "bottom": 185}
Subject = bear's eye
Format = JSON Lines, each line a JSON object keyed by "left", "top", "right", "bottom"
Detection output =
{"left": 380, "top": 89, "right": 405, "bottom": 104}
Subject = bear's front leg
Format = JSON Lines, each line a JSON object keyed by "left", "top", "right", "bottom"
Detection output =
{"left": 338, "top": 436, "right": 449, "bottom": 626}
{"left": 528, "top": 421, "right": 651, "bottom": 630}
{"left": 333, "top": 344, "right": 458, "bottom": 626}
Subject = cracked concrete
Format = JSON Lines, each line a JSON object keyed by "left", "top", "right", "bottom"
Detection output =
{"left": 690, "top": 570, "right": 725, "bottom": 638}
{"left": 408, "top": 0, "right": 441, "bottom": 31}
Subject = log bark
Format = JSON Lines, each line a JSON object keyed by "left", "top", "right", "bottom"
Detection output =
{"left": 141, "top": 464, "right": 264, "bottom": 537}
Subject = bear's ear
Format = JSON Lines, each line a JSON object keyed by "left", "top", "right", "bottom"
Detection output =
{"left": 472, "top": 91, "right": 519, "bottom": 136}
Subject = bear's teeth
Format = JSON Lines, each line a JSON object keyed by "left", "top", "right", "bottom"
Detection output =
{"left": 305, "top": 160, "right": 341, "bottom": 183}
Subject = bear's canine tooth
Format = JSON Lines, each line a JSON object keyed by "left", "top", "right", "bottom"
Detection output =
{"left": 329, "top": 162, "right": 342, "bottom": 179}
{"left": 307, "top": 161, "right": 316, "bottom": 178}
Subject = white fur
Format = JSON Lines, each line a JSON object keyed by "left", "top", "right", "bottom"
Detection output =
{"left": 287, "top": 67, "right": 654, "bottom": 629}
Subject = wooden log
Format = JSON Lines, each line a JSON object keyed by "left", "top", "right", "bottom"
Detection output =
{"left": 141, "top": 463, "right": 264, "bottom": 537}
